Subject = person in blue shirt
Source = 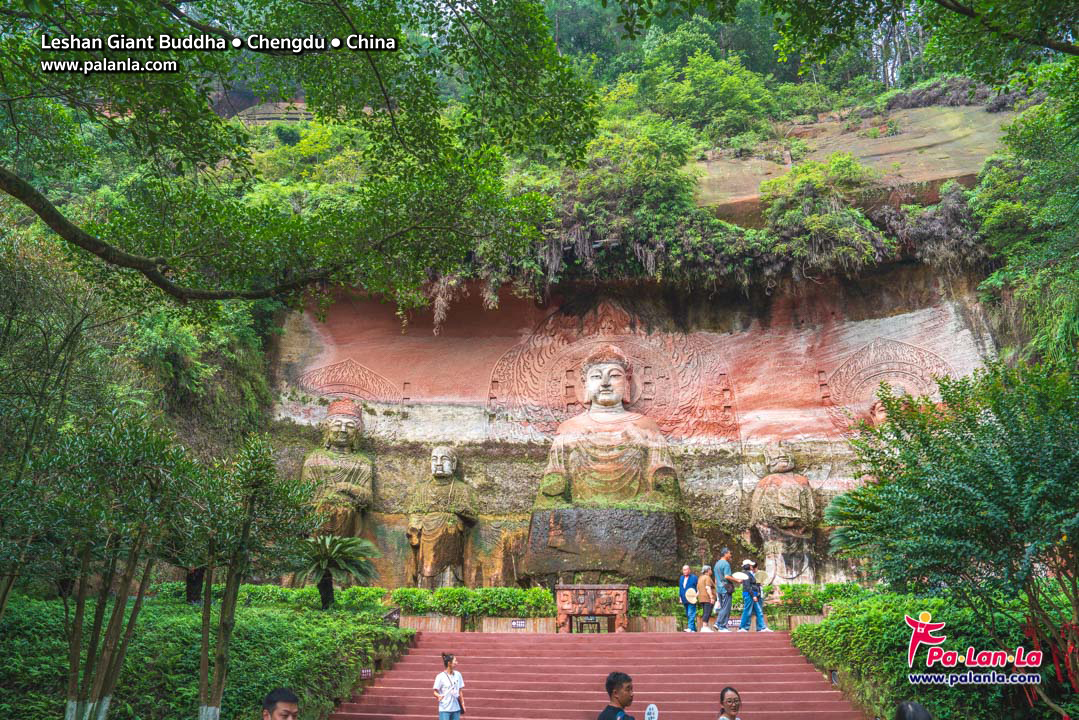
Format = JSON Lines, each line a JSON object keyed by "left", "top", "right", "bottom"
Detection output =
{"left": 678, "top": 564, "right": 699, "bottom": 632}
{"left": 711, "top": 547, "right": 736, "bottom": 631}
{"left": 737, "top": 560, "right": 772, "bottom": 632}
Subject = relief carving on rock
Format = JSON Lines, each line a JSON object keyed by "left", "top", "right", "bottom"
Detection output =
{"left": 300, "top": 399, "right": 374, "bottom": 536}
{"left": 406, "top": 446, "right": 478, "bottom": 588}
{"left": 487, "top": 301, "right": 739, "bottom": 443}
{"left": 820, "top": 338, "right": 954, "bottom": 436}
{"left": 536, "top": 344, "right": 680, "bottom": 509}
{"left": 554, "top": 584, "right": 629, "bottom": 633}
{"left": 299, "top": 357, "right": 402, "bottom": 404}
{"left": 748, "top": 443, "right": 817, "bottom": 585}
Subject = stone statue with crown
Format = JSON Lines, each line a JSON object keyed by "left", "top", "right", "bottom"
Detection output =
{"left": 522, "top": 345, "right": 690, "bottom": 585}
{"left": 300, "top": 399, "right": 374, "bottom": 537}
{"left": 406, "top": 446, "right": 478, "bottom": 588}
{"left": 748, "top": 443, "right": 818, "bottom": 584}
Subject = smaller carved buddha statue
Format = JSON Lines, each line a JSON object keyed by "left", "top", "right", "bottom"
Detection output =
{"left": 749, "top": 444, "right": 817, "bottom": 584}
{"left": 406, "top": 446, "right": 478, "bottom": 589}
{"left": 301, "top": 399, "right": 374, "bottom": 536}
{"left": 537, "top": 344, "right": 679, "bottom": 508}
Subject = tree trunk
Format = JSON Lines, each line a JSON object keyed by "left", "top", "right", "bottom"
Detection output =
{"left": 186, "top": 567, "right": 206, "bottom": 604}
{"left": 198, "top": 549, "right": 215, "bottom": 712}
{"left": 318, "top": 571, "right": 335, "bottom": 610}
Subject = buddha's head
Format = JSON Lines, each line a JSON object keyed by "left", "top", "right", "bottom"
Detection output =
{"left": 580, "top": 344, "right": 632, "bottom": 409}
{"left": 764, "top": 443, "right": 796, "bottom": 474}
{"left": 867, "top": 399, "right": 889, "bottom": 427}
{"left": 321, "top": 399, "right": 364, "bottom": 451}
{"left": 430, "top": 445, "right": 459, "bottom": 481}
{"left": 751, "top": 473, "right": 816, "bottom": 533}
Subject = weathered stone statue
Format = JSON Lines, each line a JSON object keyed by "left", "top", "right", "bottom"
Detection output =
{"left": 537, "top": 344, "right": 679, "bottom": 507}
{"left": 749, "top": 444, "right": 817, "bottom": 584}
{"left": 523, "top": 345, "right": 689, "bottom": 585}
{"left": 406, "top": 446, "right": 478, "bottom": 589}
{"left": 301, "top": 399, "right": 373, "bottom": 536}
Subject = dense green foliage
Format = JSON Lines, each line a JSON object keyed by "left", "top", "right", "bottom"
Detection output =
{"left": 389, "top": 586, "right": 557, "bottom": 618}
{"left": 0, "top": 593, "right": 412, "bottom": 720}
{"left": 791, "top": 592, "right": 1044, "bottom": 720}
{"left": 772, "top": 582, "right": 869, "bottom": 615}
{"left": 826, "top": 361, "right": 1079, "bottom": 716}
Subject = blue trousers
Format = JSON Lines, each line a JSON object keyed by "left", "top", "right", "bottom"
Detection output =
{"left": 439, "top": 712, "right": 461, "bottom": 720}
{"left": 739, "top": 597, "right": 767, "bottom": 630}
{"left": 684, "top": 602, "right": 697, "bottom": 631}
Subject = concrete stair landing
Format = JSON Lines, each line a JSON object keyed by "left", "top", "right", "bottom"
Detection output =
{"left": 331, "top": 631, "right": 866, "bottom": 720}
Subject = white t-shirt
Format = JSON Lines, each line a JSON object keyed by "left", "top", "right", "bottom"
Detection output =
{"left": 433, "top": 670, "right": 464, "bottom": 712}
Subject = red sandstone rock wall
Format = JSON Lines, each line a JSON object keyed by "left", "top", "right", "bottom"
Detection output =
{"left": 273, "top": 265, "right": 994, "bottom": 446}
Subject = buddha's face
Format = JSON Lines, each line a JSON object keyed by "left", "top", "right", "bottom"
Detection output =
{"left": 584, "top": 362, "right": 628, "bottom": 408}
{"left": 323, "top": 415, "right": 361, "bottom": 450}
{"left": 431, "top": 447, "right": 458, "bottom": 479}
{"left": 766, "top": 448, "right": 795, "bottom": 474}
{"left": 868, "top": 400, "right": 888, "bottom": 427}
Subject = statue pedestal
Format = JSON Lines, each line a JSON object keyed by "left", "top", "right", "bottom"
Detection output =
{"left": 554, "top": 584, "right": 629, "bottom": 633}
{"left": 522, "top": 507, "right": 688, "bottom": 585}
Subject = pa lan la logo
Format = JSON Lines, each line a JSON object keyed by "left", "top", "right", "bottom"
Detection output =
{"left": 905, "top": 611, "right": 1043, "bottom": 669}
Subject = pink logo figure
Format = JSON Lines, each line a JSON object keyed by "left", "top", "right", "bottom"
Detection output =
{"left": 905, "top": 611, "right": 947, "bottom": 667}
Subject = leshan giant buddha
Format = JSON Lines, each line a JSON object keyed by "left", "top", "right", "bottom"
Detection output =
{"left": 522, "top": 345, "right": 690, "bottom": 585}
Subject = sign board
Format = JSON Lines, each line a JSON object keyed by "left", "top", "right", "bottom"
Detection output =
{"left": 360, "top": 668, "right": 373, "bottom": 680}
{"left": 510, "top": 619, "right": 527, "bottom": 629}
{"left": 645, "top": 704, "right": 659, "bottom": 720}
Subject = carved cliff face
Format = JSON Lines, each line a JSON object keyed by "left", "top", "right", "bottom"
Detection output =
{"left": 584, "top": 362, "right": 629, "bottom": 409}
{"left": 430, "top": 446, "right": 458, "bottom": 479}
{"left": 322, "top": 414, "right": 362, "bottom": 451}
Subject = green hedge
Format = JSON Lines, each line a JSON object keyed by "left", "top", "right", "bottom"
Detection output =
{"left": 0, "top": 594, "right": 413, "bottom": 720}
{"left": 773, "top": 582, "right": 869, "bottom": 614}
{"left": 152, "top": 582, "right": 389, "bottom": 614}
{"left": 389, "top": 586, "right": 556, "bottom": 617}
{"left": 791, "top": 592, "right": 1053, "bottom": 720}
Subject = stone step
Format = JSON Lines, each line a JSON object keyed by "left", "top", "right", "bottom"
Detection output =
{"left": 390, "top": 656, "right": 811, "bottom": 669}
{"left": 331, "top": 711, "right": 865, "bottom": 720}
{"left": 334, "top": 632, "right": 865, "bottom": 720}
{"left": 374, "top": 669, "right": 826, "bottom": 683}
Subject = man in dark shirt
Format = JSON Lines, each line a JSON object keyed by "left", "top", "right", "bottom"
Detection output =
{"left": 597, "top": 671, "right": 634, "bottom": 720}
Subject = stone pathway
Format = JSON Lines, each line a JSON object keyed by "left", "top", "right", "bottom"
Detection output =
{"left": 331, "top": 630, "right": 867, "bottom": 720}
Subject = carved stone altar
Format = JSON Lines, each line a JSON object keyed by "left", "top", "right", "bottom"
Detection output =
{"left": 555, "top": 584, "right": 629, "bottom": 633}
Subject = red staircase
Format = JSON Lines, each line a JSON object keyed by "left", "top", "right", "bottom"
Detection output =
{"left": 331, "top": 631, "right": 867, "bottom": 720}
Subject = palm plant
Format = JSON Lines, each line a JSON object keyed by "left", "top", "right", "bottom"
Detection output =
{"left": 294, "top": 535, "right": 380, "bottom": 610}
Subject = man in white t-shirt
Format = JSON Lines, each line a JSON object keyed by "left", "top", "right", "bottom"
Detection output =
{"left": 433, "top": 652, "right": 465, "bottom": 720}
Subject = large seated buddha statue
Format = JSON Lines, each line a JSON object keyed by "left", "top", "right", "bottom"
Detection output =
{"left": 522, "top": 345, "right": 689, "bottom": 585}
{"left": 537, "top": 345, "right": 679, "bottom": 508}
